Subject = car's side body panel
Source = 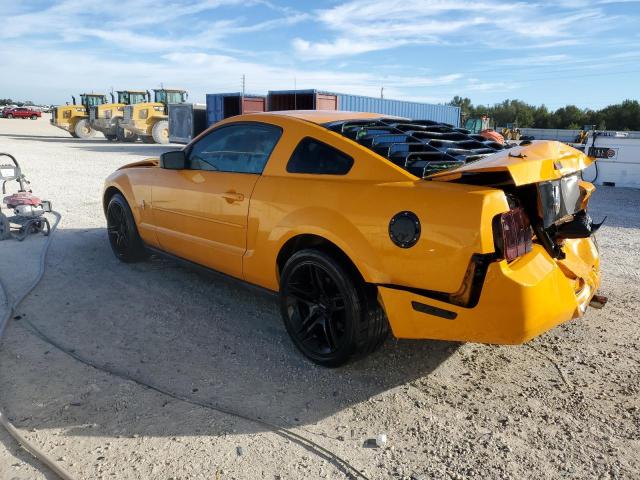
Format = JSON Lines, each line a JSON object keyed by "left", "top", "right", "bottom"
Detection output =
{"left": 149, "top": 169, "right": 259, "bottom": 277}
{"left": 245, "top": 177, "right": 510, "bottom": 293}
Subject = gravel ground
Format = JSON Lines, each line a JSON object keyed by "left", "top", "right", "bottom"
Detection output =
{"left": 0, "top": 117, "right": 638, "bottom": 480}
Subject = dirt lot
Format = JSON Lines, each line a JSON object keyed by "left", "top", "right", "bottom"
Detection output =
{"left": 0, "top": 117, "right": 638, "bottom": 480}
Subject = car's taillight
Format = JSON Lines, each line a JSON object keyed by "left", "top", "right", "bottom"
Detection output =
{"left": 494, "top": 207, "right": 532, "bottom": 261}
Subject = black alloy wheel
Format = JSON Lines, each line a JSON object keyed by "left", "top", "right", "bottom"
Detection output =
{"left": 280, "top": 250, "right": 389, "bottom": 367}
{"left": 106, "top": 193, "right": 147, "bottom": 262}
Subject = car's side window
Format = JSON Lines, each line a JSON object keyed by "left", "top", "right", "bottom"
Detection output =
{"left": 286, "top": 137, "right": 354, "bottom": 175}
{"left": 187, "top": 123, "right": 282, "bottom": 174}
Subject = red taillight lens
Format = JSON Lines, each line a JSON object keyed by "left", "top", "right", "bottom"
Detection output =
{"left": 494, "top": 207, "right": 533, "bottom": 261}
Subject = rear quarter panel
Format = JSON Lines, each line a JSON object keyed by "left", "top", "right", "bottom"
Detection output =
{"left": 241, "top": 115, "right": 510, "bottom": 293}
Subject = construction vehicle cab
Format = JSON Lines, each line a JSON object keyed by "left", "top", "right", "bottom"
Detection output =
{"left": 50, "top": 93, "right": 107, "bottom": 139}
{"left": 464, "top": 115, "right": 505, "bottom": 144}
{"left": 89, "top": 90, "right": 149, "bottom": 142}
{"left": 120, "top": 89, "right": 187, "bottom": 144}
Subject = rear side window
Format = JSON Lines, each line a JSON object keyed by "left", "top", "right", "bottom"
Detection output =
{"left": 287, "top": 137, "right": 354, "bottom": 175}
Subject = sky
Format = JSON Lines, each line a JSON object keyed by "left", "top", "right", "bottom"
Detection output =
{"left": 1, "top": 0, "right": 639, "bottom": 109}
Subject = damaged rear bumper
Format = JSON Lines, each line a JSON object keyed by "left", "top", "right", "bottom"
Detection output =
{"left": 378, "top": 237, "right": 600, "bottom": 344}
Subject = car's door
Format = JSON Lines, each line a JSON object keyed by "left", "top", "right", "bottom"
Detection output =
{"left": 151, "top": 122, "right": 282, "bottom": 278}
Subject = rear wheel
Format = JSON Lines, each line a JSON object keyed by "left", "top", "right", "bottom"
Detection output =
{"left": 74, "top": 119, "right": 95, "bottom": 139}
{"left": 151, "top": 120, "right": 169, "bottom": 144}
{"left": 106, "top": 193, "right": 147, "bottom": 263}
{"left": 30, "top": 115, "right": 37, "bottom": 120}
{"left": 279, "top": 249, "right": 388, "bottom": 367}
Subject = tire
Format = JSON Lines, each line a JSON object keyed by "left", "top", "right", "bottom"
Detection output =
{"left": 116, "top": 121, "right": 137, "bottom": 142}
{"left": 74, "top": 119, "right": 95, "bottom": 139}
{"left": 6, "top": 114, "right": 13, "bottom": 119}
{"left": 106, "top": 193, "right": 147, "bottom": 263}
{"left": 279, "top": 249, "right": 388, "bottom": 367}
{"left": 151, "top": 120, "right": 169, "bottom": 144}
{"left": 140, "top": 135, "right": 155, "bottom": 144}
{"left": 30, "top": 115, "right": 37, "bottom": 120}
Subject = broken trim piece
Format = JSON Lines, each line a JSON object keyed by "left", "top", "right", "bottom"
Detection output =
{"left": 377, "top": 253, "right": 494, "bottom": 309}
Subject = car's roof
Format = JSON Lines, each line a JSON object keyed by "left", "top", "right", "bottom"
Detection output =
{"left": 247, "top": 110, "right": 407, "bottom": 124}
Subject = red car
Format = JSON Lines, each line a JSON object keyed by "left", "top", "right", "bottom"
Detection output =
{"left": 2, "top": 107, "right": 41, "bottom": 119}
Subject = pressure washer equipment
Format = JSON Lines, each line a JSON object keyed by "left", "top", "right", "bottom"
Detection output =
{"left": 0, "top": 153, "right": 52, "bottom": 241}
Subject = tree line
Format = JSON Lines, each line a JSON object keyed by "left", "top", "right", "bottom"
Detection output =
{"left": 449, "top": 96, "right": 640, "bottom": 131}
{"left": 0, "top": 98, "right": 36, "bottom": 107}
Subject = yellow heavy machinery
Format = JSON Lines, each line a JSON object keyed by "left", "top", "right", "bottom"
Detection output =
{"left": 120, "top": 88, "right": 187, "bottom": 144}
{"left": 464, "top": 115, "right": 505, "bottom": 144}
{"left": 501, "top": 123, "right": 522, "bottom": 142}
{"left": 50, "top": 93, "right": 107, "bottom": 138}
{"left": 89, "top": 90, "right": 149, "bottom": 142}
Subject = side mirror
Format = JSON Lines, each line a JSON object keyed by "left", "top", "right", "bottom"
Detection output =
{"left": 160, "top": 150, "right": 186, "bottom": 169}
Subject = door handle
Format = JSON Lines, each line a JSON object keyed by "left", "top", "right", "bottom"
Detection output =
{"left": 222, "top": 191, "right": 244, "bottom": 203}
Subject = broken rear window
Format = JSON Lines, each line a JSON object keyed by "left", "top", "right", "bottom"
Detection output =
{"left": 324, "top": 118, "right": 505, "bottom": 178}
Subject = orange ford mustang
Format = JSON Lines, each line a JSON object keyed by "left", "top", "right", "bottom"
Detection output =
{"left": 103, "top": 111, "right": 603, "bottom": 366}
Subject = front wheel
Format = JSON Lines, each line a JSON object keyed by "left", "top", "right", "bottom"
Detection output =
{"left": 279, "top": 250, "right": 388, "bottom": 367}
{"left": 106, "top": 193, "right": 147, "bottom": 263}
{"left": 30, "top": 115, "right": 37, "bottom": 120}
{"left": 74, "top": 119, "right": 95, "bottom": 139}
{"left": 6, "top": 114, "right": 13, "bottom": 119}
{"left": 151, "top": 120, "right": 169, "bottom": 144}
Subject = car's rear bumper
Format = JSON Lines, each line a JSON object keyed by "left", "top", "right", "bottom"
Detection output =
{"left": 378, "top": 237, "right": 600, "bottom": 344}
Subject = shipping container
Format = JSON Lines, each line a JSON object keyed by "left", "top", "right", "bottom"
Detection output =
{"left": 267, "top": 89, "right": 338, "bottom": 111}
{"left": 206, "top": 93, "right": 266, "bottom": 126}
{"left": 336, "top": 93, "right": 460, "bottom": 127}
{"left": 266, "top": 89, "right": 460, "bottom": 127}
{"left": 168, "top": 103, "right": 208, "bottom": 144}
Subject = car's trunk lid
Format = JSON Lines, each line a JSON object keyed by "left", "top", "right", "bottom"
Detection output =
{"left": 427, "top": 140, "right": 593, "bottom": 186}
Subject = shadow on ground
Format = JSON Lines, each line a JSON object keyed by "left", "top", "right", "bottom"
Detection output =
{"left": 0, "top": 133, "right": 179, "bottom": 155}
{"left": 0, "top": 227, "right": 457, "bottom": 439}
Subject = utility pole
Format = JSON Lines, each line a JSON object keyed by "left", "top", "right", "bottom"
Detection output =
{"left": 241, "top": 74, "right": 246, "bottom": 98}
{"left": 294, "top": 76, "right": 297, "bottom": 110}
{"left": 381, "top": 86, "right": 384, "bottom": 99}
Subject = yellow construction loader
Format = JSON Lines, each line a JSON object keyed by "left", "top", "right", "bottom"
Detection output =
{"left": 120, "top": 88, "right": 187, "bottom": 144}
{"left": 89, "top": 90, "right": 149, "bottom": 142}
{"left": 50, "top": 93, "right": 107, "bottom": 138}
{"left": 501, "top": 123, "right": 522, "bottom": 141}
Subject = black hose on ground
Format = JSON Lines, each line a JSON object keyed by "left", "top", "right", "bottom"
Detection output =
{"left": 0, "top": 211, "right": 77, "bottom": 480}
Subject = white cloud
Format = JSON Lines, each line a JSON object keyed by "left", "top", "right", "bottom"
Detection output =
{"left": 292, "top": 0, "right": 629, "bottom": 59}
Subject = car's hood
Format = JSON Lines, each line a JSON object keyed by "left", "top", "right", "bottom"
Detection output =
{"left": 428, "top": 140, "right": 593, "bottom": 186}
{"left": 117, "top": 158, "right": 159, "bottom": 170}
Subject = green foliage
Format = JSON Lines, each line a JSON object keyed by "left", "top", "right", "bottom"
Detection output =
{"left": 449, "top": 98, "right": 640, "bottom": 130}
